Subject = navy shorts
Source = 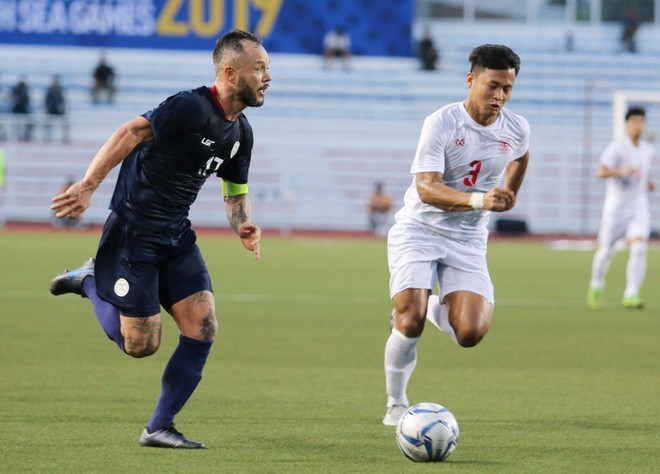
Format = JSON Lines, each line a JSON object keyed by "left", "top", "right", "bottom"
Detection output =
{"left": 95, "top": 212, "right": 213, "bottom": 317}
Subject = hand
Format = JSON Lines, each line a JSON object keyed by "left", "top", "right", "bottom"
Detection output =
{"left": 238, "top": 222, "right": 261, "bottom": 260}
{"left": 484, "top": 187, "right": 515, "bottom": 212}
{"left": 50, "top": 181, "right": 92, "bottom": 219}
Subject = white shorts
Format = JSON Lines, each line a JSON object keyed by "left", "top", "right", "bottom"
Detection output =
{"left": 598, "top": 209, "right": 650, "bottom": 247}
{"left": 387, "top": 222, "right": 494, "bottom": 304}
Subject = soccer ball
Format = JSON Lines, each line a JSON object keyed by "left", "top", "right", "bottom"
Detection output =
{"left": 395, "top": 402, "right": 460, "bottom": 462}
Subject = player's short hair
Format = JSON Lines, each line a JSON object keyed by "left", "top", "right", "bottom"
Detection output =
{"left": 213, "top": 29, "right": 262, "bottom": 66}
{"left": 625, "top": 106, "right": 646, "bottom": 121}
{"left": 469, "top": 44, "right": 521, "bottom": 76}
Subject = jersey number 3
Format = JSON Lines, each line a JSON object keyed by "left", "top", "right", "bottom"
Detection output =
{"left": 463, "top": 160, "right": 482, "bottom": 187}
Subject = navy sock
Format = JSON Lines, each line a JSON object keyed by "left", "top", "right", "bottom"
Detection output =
{"left": 83, "top": 277, "right": 125, "bottom": 352}
{"left": 147, "top": 335, "right": 213, "bottom": 433}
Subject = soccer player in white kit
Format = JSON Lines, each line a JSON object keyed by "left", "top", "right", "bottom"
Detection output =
{"left": 382, "top": 44, "right": 530, "bottom": 426}
{"left": 587, "top": 107, "right": 655, "bottom": 310}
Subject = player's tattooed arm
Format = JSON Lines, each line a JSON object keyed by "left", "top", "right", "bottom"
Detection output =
{"left": 225, "top": 193, "right": 252, "bottom": 234}
{"left": 225, "top": 193, "right": 261, "bottom": 260}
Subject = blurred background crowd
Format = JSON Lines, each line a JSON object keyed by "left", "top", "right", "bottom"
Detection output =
{"left": 0, "top": 0, "right": 658, "bottom": 237}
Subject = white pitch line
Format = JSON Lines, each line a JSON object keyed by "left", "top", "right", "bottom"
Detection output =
{"left": 1, "top": 290, "right": 587, "bottom": 308}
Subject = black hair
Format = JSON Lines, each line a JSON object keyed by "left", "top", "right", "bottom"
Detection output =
{"left": 213, "top": 29, "right": 262, "bottom": 65}
{"left": 625, "top": 107, "right": 645, "bottom": 121}
{"left": 469, "top": 44, "right": 521, "bottom": 76}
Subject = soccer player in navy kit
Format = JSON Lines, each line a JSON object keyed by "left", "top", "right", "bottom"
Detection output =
{"left": 49, "top": 29, "right": 270, "bottom": 448}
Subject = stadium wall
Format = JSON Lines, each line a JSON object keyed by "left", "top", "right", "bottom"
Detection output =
{"left": 2, "top": 19, "right": 660, "bottom": 235}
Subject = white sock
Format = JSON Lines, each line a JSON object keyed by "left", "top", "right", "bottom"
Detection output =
{"left": 425, "top": 294, "right": 458, "bottom": 343}
{"left": 384, "top": 328, "right": 418, "bottom": 407}
{"left": 590, "top": 245, "right": 614, "bottom": 289}
{"left": 624, "top": 240, "right": 647, "bottom": 298}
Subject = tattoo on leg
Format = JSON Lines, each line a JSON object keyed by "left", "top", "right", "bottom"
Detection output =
{"left": 186, "top": 291, "right": 208, "bottom": 305}
{"left": 201, "top": 310, "right": 217, "bottom": 341}
{"left": 184, "top": 291, "right": 217, "bottom": 340}
{"left": 124, "top": 317, "right": 161, "bottom": 357}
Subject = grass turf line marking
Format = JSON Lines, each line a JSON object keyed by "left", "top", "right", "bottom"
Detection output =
{"left": 6, "top": 290, "right": 603, "bottom": 308}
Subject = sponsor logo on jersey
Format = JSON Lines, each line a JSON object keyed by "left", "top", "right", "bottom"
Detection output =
{"left": 455, "top": 138, "right": 465, "bottom": 146}
{"left": 201, "top": 137, "right": 215, "bottom": 146}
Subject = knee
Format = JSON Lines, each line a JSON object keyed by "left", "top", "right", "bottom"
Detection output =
{"left": 173, "top": 294, "right": 218, "bottom": 341}
{"left": 454, "top": 320, "right": 490, "bottom": 348}
{"left": 123, "top": 335, "right": 160, "bottom": 358}
{"left": 201, "top": 316, "right": 218, "bottom": 340}
{"left": 125, "top": 345, "right": 158, "bottom": 358}
{"left": 196, "top": 299, "right": 218, "bottom": 341}
{"left": 629, "top": 239, "right": 648, "bottom": 253}
{"left": 396, "top": 311, "right": 425, "bottom": 338}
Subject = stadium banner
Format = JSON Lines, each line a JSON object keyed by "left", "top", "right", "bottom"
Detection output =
{"left": 0, "top": 0, "right": 413, "bottom": 56}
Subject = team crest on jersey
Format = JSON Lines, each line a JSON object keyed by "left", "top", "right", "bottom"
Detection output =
{"left": 500, "top": 141, "right": 509, "bottom": 152}
{"left": 230, "top": 141, "right": 240, "bottom": 158}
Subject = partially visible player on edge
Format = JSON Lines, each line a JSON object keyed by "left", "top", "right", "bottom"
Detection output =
{"left": 49, "top": 29, "right": 270, "bottom": 448}
{"left": 382, "top": 44, "right": 530, "bottom": 426}
{"left": 587, "top": 107, "right": 654, "bottom": 309}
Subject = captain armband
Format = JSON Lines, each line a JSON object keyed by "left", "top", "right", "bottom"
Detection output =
{"left": 468, "top": 192, "right": 485, "bottom": 210}
{"left": 222, "top": 180, "right": 249, "bottom": 198}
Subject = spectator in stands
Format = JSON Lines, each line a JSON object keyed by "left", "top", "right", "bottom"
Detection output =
{"left": 565, "top": 29, "right": 575, "bottom": 52}
{"left": 323, "top": 27, "right": 351, "bottom": 70}
{"left": 621, "top": 8, "right": 639, "bottom": 53}
{"left": 0, "top": 73, "right": 8, "bottom": 141}
{"left": 368, "top": 181, "right": 392, "bottom": 236}
{"left": 92, "top": 55, "right": 117, "bottom": 104}
{"left": 10, "top": 77, "right": 34, "bottom": 141}
{"left": 587, "top": 107, "right": 654, "bottom": 310}
{"left": 44, "top": 75, "right": 69, "bottom": 142}
{"left": 418, "top": 28, "right": 439, "bottom": 71}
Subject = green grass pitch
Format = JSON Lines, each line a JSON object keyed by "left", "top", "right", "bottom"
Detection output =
{"left": 0, "top": 230, "right": 658, "bottom": 472}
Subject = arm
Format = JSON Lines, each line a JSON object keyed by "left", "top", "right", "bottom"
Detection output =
{"left": 500, "top": 151, "right": 530, "bottom": 211}
{"left": 416, "top": 172, "right": 515, "bottom": 212}
{"left": 50, "top": 116, "right": 153, "bottom": 219}
{"left": 225, "top": 193, "right": 261, "bottom": 260}
{"left": 596, "top": 164, "right": 637, "bottom": 179}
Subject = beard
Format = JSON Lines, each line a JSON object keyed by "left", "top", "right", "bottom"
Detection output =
{"left": 237, "top": 77, "right": 264, "bottom": 108}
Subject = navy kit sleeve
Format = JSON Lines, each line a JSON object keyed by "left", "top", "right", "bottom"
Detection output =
{"left": 216, "top": 115, "right": 254, "bottom": 184}
{"left": 142, "top": 92, "right": 204, "bottom": 143}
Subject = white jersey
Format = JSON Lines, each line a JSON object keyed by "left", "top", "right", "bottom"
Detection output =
{"left": 600, "top": 136, "right": 653, "bottom": 219}
{"left": 395, "top": 102, "right": 530, "bottom": 243}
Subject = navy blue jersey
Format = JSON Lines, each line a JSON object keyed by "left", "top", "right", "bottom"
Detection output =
{"left": 110, "top": 86, "right": 253, "bottom": 231}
